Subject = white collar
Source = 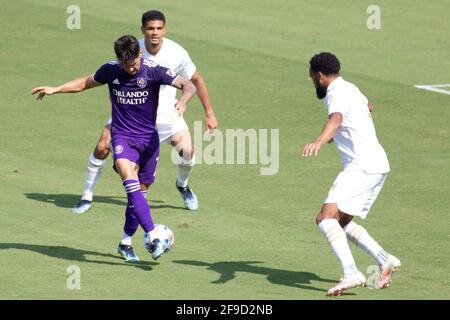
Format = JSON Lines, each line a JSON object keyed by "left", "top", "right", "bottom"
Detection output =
{"left": 326, "top": 76, "right": 343, "bottom": 93}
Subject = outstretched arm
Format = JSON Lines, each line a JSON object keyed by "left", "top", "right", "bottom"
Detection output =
{"left": 190, "top": 71, "right": 218, "bottom": 132}
{"left": 302, "top": 112, "right": 342, "bottom": 157}
{"left": 171, "top": 76, "right": 197, "bottom": 116}
{"left": 31, "top": 76, "right": 102, "bottom": 100}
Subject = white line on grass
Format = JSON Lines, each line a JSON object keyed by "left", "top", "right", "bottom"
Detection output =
{"left": 414, "top": 84, "right": 450, "bottom": 96}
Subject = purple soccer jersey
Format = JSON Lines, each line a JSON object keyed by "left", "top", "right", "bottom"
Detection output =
{"left": 92, "top": 58, "right": 178, "bottom": 236}
{"left": 93, "top": 58, "right": 178, "bottom": 140}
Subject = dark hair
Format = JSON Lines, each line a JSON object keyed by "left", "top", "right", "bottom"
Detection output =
{"left": 141, "top": 10, "right": 166, "bottom": 26}
{"left": 114, "top": 35, "right": 140, "bottom": 64}
{"left": 309, "top": 52, "right": 341, "bottom": 75}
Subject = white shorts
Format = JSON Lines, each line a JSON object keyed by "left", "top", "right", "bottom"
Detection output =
{"left": 324, "top": 163, "right": 388, "bottom": 219}
{"left": 106, "top": 113, "right": 189, "bottom": 144}
{"left": 156, "top": 112, "right": 189, "bottom": 144}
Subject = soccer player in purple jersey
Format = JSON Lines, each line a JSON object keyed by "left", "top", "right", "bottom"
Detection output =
{"left": 32, "top": 35, "right": 197, "bottom": 261}
{"left": 72, "top": 11, "right": 218, "bottom": 215}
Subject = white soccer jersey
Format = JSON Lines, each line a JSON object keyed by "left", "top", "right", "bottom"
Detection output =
{"left": 324, "top": 77, "right": 390, "bottom": 174}
{"left": 139, "top": 37, "right": 196, "bottom": 115}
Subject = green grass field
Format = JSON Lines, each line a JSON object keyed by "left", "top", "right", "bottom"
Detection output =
{"left": 1, "top": 0, "right": 449, "bottom": 299}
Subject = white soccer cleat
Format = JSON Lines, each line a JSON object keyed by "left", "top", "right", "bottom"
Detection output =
{"left": 327, "top": 272, "right": 366, "bottom": 296}
{"left": 176, "top": 182, "right": 198, "bottom": 211}
{"left": 375, "top": 255, "right": 401, "bottom": 289}
{"left": 71, "top": 199, "right": 92, "bottom": 214}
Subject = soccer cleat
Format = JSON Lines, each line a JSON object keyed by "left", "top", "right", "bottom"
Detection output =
{"left": 144, "top": 233, "right": 169, "bottom": 260}
{"left": 71, "top": 199, "right": 92, "bottom": 214}
{"left": 117, "top": 243, "right": 140, "bottom": 262}
{"left": 327, "top": 272, "right": 366, "bottom": 296}
{"left": 375, "top": 255, "right": 401, "bottom": 289}
{"left": 176, "top": 181, "right": 198, "bottom": 211}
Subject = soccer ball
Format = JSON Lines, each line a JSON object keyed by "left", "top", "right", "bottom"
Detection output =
{"left": 153, "top": 224, "right": 175, "bottom": 250}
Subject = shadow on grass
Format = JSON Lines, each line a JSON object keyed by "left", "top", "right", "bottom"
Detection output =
{"left": 0, "top": 243, "right": 156, "bottom": 271}
{"left": 24, "top": 193, "right": 127, "bottom": 208}
{"left": 23, "top": 193, "right": 186, "bottom": 211}
{"left": 174, "top": 260, "right": 355, "bottom": 295}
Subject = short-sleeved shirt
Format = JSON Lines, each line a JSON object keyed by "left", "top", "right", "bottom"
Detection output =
{"left": 324, "top": 77, "right": 390, "bottom": 174}
{"left": 139, "top": 38, "right": 196, "bottom": 115}
{"left": 92, "top": 58, "right": 178, "bottom": 140}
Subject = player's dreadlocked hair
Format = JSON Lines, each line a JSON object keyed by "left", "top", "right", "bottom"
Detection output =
{"left": 142, "top": 10, "right": 166, "bottom": 26}
{"left": 114, "top": 35, "right": 140, "bottom": 65}
{"left": 309, "top": 52, "right": 341, "bottom": 75}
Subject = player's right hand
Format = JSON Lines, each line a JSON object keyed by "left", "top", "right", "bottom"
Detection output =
{"left": 302, "top": 142, "right": 321, "bottom": 157}
{"left": 205, "top": 112, "right": 218, "bottom": 133}
{"left": 31, "top": 86, "right": 58, "bottom": 100}
{"left": 174, "top": 102, "right": 187, "bottom": 116}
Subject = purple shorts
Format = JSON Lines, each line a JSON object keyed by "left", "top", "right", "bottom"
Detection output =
{"left": 111, "top": 135, "right": 160, "bottom": 185}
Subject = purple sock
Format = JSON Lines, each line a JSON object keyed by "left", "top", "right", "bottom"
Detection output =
{"left": 123, "top": 179, "right": 154, "bottom": 233}
{"left": 123, "top": 205, "right": 139, "bottom": 237}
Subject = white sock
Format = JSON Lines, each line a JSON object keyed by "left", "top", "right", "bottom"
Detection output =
{"left": 120, "top": 232, "right": 132, "bottom": 246}
{"left": 148, "top": 228, "right": 158, "bottom": 241}
{"left": 177, "top": 154, "right": 195, "bottom": 188}
{"left": 344, "top": 221, "right": 390, "bottom": 265}
{"left": 319, "top": 219, "right": 359, "bottom": 277}
{"left": 81, "top": 153, "right": 106, "bottom": 201}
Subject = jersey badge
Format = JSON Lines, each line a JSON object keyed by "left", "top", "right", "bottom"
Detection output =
{"left": 137, "top": 77, "right": 147, "bottom": 88}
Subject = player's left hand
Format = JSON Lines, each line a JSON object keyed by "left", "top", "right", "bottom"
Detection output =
{"left": 205, "top": 112, "right": 218, "bottom": 133}
{"left": 31, "top": 86, "right": 58, "bottom": 100}
{"left": 302, "top": 142, "right": 321, "bottom": 157}
{"left": 175, "top": 102, "right": 187, "bottom": 116}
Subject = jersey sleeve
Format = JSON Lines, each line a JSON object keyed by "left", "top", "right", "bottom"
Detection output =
{"left": 327, "top": 92, "right": 351, "bottom": 116}
{"left": 92, "top": 63, "right": 110, "bottom": 84}
{"left": 178, "top": 49, "right": 197, "bottom": 79}
{"left": 153, "top": 65, "right": 180, "bottom": 86}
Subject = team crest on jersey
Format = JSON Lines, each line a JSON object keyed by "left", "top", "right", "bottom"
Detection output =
{"left": 114, "top": 145, "right": 123, "bottom": 155}
{"left": 137, "top": 77, "right": 147, "bottom": 88}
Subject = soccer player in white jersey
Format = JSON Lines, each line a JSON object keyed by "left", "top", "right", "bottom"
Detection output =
{"left": 302, "top": 52, "right": 401, "bottom": 296}
{"left": 72, "top": 10, "right": 218, "bottom": 214}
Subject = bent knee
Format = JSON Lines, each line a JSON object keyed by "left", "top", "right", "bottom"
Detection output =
{"left": 315, "top": 212, "right": 327, "bottom": 225}
{"left": 315, "top": 207, "right": 339, "bottom": 225}
{"left": 178, "top": 147, "right": 194, "bottom": 160}
{"left": 315, "top": 213, "right": 325, "bottom": 225}
{"left": 94, "top": 142, "right": 110, "bottom": 160}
